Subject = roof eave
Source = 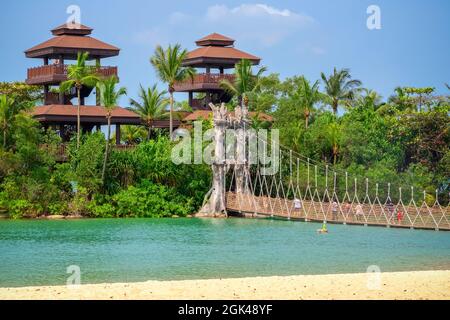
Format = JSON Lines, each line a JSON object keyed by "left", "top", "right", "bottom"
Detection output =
{"left": 182, "top": 56, "right": 260, "bottom": 67}
{"left": 25, "top": 47, "right": 120, "bottom": 59}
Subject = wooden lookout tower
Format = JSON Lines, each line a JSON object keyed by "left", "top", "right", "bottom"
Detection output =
{"left": 24, "top": 22, "right": 141, "bottom": 145}
{"left": 173, "top": 33, "right": 261, "bottom": 110}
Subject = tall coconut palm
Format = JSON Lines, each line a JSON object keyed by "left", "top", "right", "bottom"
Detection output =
{"left": 60, "top": 52, "right": 99, "bottom": 149}
{"left": 388, "top": 87, "right": 414, "bottom": 112}
{"left": 150, "top": 44, "right": 195, "bottom": 138}
{"left": 0, "top": 95, "right": 16, "bottom": 148}
{"left": 321, "top": 68, "right": 362, "bottom": 115}
{"left": 296, "top": 77, "right": 322, "bottom": 128}
{"left": 220, "top": 59, "right": 267, "bottom": 107}
{"left": 97, "top": 76, "right": 127, "bottom": 184}
{"left": 355, "top": 88, "right": 383, "bottom": 110}
{"left": 129, "top": 84, "right": 169, "bottom": 140}
{"left": 326, "top": 122, "right": 342, "bottom": 165}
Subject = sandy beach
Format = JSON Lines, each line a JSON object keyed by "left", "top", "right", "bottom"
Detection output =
{"left": 1, "top": 270, "right": 449, "bottom": 300}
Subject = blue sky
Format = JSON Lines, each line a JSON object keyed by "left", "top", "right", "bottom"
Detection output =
{"left": 2, "top": 0, "right": 449, "bottom": 106}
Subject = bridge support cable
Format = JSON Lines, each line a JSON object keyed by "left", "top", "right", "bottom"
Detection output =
{"left": 208, "top": 105, "right": 450, "bottom": 230}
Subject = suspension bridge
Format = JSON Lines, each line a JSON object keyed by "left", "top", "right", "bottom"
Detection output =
{"left": 199, "top": 103, "right": 450, "bottom": 231}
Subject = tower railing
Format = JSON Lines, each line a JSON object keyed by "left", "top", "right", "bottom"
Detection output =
{"left": 174, "top": 73, "right": 235, "bottom": 91}
{"left": 26, "top": 65, "right": 118, "bottom": 85}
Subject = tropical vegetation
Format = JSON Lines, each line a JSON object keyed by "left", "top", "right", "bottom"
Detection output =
{"left": 0, "top": 51, "right": 448, "bottom": 218}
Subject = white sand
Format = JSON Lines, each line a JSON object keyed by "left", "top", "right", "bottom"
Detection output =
{"left": 1, "top": 270, "right": 449, "bottom": 300}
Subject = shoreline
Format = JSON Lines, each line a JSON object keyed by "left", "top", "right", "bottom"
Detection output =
{"left": 1, "top": 270, "right": 449, "bottom": 300}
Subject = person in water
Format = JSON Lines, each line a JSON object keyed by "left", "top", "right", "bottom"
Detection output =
{"left": 318, "top": 223, "right": 328, "bottom": 234}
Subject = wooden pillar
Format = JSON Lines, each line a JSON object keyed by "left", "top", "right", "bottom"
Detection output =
{"left": 59, "top": 90, "right": 65, "bottom": 104}
{"left": 44, "top": 85, "right": 49, "bottom": 104}
{"left": 188, "top": 91, "right": 193, "bottom": 108}
{"left": 96, "top": 57, "right": 101, "bottom": 106}
{"left": 44, "top": 58, "right": 49, "bottom": 65}
{"left": 59, "top": 55, "right": 65, "bottom": 104}
{"left": 115, "top": 124, "right": 121, "bottom": 145}
{"left": 219, "top": 67, "right": 224, "bottom": 74}
{"left": 206, "top": 67, "right": 210, "bottom": 74}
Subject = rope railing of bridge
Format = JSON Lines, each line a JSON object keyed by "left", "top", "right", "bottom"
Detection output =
{"left": 224, "top": 123, "right": 450, "bottom": 231}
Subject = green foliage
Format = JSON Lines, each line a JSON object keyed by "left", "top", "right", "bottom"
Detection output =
{"left": 120, "top": 125, "right": 147, "bottom": 145}
{"left": 129, "top": 84, "right": 169, "bottom": 139}
{"left": 0, "top": 60, "right": 449, "bottom": 218}
{"left": 220, "top": 59, "right": 267, "bottom": 107}
{"left": 321, "top": 68, "right": 362, "bottom": 114}
{"left": 68, "top": 132, "right": 105, "bottom": 195}
{"left": 150, "top": 44, "right": 195, "bottom": 135}
{"left": 0, "top": 82, "right": 42, "bottom": 103}
{"left": 89, "top": 180, "right": 193, "bottom": 218}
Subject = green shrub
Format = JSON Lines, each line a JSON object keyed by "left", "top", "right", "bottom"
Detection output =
{"left": 5, "top": 199, "right": 34, "bottom": 219}
{"left": 87, "top": 200, "right": 115, "bottom": 218}
{"left": 87, "top": 180, "right": 193, "bottom": 218}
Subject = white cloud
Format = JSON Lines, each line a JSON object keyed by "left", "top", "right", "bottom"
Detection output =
{"left": 169, "top": 12, "right": 191, "bottom": 25}
{"left": 206, "top": 4, "right": 307, "bottom": 21}
{"left": 132, "top": 3, "right": 316, "bottom": 48}
{"left": 310, "top": 45, "right": 326, "bottom": 55}
{"left": 132, "top": 27, "right": 170, "bottom": 48}
{"left": 297, "top": 43, "right": 327, "bottom": 56}
{"left": 203, "top": 4, "right": 315, "bottom": 47}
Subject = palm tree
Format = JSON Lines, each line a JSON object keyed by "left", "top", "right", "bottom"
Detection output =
{"left": 120, "top": 125, "right": 147, "bottom": 145}
{"left": 129, "top": 84, "right": 169, "bottom": 140}
{"left": 150, "top": 44, "right": 195, "bottom": 138}
{"left": 354, "top": 88, "right": 383, "bottom": 110}
{"left": 321, "top": 68, "right": 362, "bottom": 115}
{"left": 388, "top": 87, "right": 414, "bottom": 112}
{"left": 220, "top": 59, "right": 267, "bottom": 107}
{"left": 296, "top": 77, "right": 322, "bottom": 128}
{"left": 0, "top": 95, "right": 16, "bottom": 148}
{"left": 97, "top": 76, "right": 127, "bottom": 184}
{"left": 326, "top": 122, "right": 342, "bottom": 165}
{"left": 60, "top": 52, "right": 99, "bottom": 149}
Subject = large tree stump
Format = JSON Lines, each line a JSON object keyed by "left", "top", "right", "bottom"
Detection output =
{"left": 196, "top": 103, "right": 228, "bottom": 218}
{"left": 234, "top": 103, "right": 250, "bottom": 195}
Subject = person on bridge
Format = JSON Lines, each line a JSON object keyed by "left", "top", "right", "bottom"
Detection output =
{"left": 397, "top": 210, "right": 404, "bottom": 224}
{"left": 331, "top": 201, "right": 339, "bottom": 220}
{"left": 293, "top": 198, "right": 302, "bottom": 211}
{"left": 355, "top": 204, "right": 364, "bottom": 221}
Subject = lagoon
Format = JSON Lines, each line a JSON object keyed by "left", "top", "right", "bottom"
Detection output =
{"left": 0, "top": 218, "right": 449, "bottom": 287}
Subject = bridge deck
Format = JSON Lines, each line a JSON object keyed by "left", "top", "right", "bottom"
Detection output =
{"left": 226, "top": 192, "right": 450, "bottom": 231}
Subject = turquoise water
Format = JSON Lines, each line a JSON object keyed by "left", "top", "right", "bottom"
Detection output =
{"left": 0, "top": 218, "right": 449, "bottom": 287}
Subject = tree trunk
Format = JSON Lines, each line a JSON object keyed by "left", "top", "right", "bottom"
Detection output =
{"left": 333, "top": 100, "right": 338, "bottom": 115}
{"left": 147, "top": 122, "right": 152, "bottom": 141}
{"left": 77, "top": 87, "right": 81, "bottom": 149}
{"left": 3, "top": 120, "right": 6, "bottom": 148}
{"left": 101, "top": 115, "right": 111, "bottom": 184}
{"left": 235, "top": 101, "right": 249, "bottom": 194}
{"left": 304, "top": 108, "right": 310, "bottom": 129}
{"left": 169, "top": 91, "right": 174, "bottom": 140}
{"left": 197, "top": 103, "right": 228, "bottom": 217}
{"left": 333, "top": 145, "right": 338, "bottom": 165}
